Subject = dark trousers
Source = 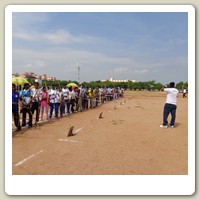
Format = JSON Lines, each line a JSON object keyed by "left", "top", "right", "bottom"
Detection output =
{"left": 65, "top": 99, "right": 70, "bottom": 113}
{"left": 31, "top": 102, "right": 39, "bottom": 122}
{"left": 70, "top": 99, "right": 75, "bottom": 113}
{"left": 58, "top": 103, "right": 65, "bottom": 116}
{"left": 12, "top": 109, "right": 21, "bottom": 129}
{"left": 83, "top": 97, "right": 88, "bottom": 109}
{"left": 22, "top": 106, "right": 32, "bottom": 126}
{"left": 49, "top": 103, "right": 59, "bottom": 118}
{"left": 163, "top": 103, "right": 177, "bottom": 126}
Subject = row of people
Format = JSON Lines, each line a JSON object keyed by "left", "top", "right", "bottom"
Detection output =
{"left": 12, "top": 82, "right": 124, "bottom": 131}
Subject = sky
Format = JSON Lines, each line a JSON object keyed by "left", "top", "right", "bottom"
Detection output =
{"left": 12, "top": 12, "right": 188, "bottom": 84}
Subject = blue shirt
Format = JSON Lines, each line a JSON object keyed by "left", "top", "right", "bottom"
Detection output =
{"left": 21, "top": 89, "right": 32, "bottom": 105}
{"left": 12, "top": 91, "right": 20, "bottom": 110}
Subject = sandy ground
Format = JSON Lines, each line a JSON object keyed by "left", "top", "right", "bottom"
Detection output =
{"left": 12, "top": 91, "right": 188, "bottom": 175}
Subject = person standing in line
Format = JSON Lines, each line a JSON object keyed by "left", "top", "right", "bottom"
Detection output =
{"left": 103, "top": 87, "right": 108, "bottom": 103}
{"left": 31, "top": 82, "right": 41, "bottom": 124}
{"left": 87, "top": 87, "right": 92, "bottom": 108}
{"left": 119, "top": 87, "right": 123, "bottom": 98}
{"left": 183, "top": 88, "right": 187, "bottom": 98}
{"left": 74, "top": 87, "right": 79, "bottom": 112}
{"left": 60, "top": 92, "right": 65, "bottom": 117}
{"left": 79, "top": 84, "right": 85, "bottom": 111}
{"left": 39, "top": 86, "right": 49, "bottom": 122}
{"left": 68, "top": 86, "right": 76, "bottom": 113}
{"left": 12, "top": 84, "right": 21, "bottom": 131}
{"left": 113, "top": 87, "right": 118, "bottom": 99}
{"left": 62, "top": 85, "right": 70, "bottom": 114}
{"left": 20, "top": 83, "right": 33, "bottom": 128}
{"left": 57, "top": 86, "right": 65, "bottom": 117}
{"left": 49, "top": 84, "right": 59, "bottom": 119}
{"left": 160, "top": 82, "right": 179, "bottom": 128}
{"left": 99, "top": 87, "right": 103, "bottom": 104}
{"left": 83, "top": 87, "right": 89, "bottom": 109}
{"left": 94, "top": 86, "right": 99, "bottom": 107}
{"left": 122, "top": 88, "right": 125, "bottom": 97}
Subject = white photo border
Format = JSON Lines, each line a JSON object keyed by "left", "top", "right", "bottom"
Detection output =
{"left": 5, "top": 5, "right": 195, "bottom": 195}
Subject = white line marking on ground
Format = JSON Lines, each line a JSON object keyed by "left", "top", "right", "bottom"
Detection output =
{"left": 59, "top": 139, "right": 82, "bottom": 143}
{"left": 15, "top": 149, "right": 44, "bottom": 167}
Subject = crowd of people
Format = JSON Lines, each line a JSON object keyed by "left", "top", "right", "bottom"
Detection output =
{"left": 12, "top": 82, "right": 124, "bottom": 131}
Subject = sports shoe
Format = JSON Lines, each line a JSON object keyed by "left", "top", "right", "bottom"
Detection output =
{"left": 170, "top": 125, "right": 174, "bottom": 128}
{"left": 160, "top": 125, "right": 168, "bottom": 128}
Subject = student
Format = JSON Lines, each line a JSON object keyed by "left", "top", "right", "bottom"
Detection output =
{"left": 74, "top": 87, "right": 80, "bottom": 112}
{"left": 78, "top": 84, "right": 85, "bottom": 111}
{"left": 60, "top": 94, "right": 65, "bottom": 117}
{"left": 62, "top": 85, "right": 70, "bottom": 114}
{"left": 99, "top": 87, "right": 103, "bottom": 104}
{"left": 20, "top": 83, "right": 33, "bottom": 127}
{"left": 160, "top": 82, "right": 179, "bottom": 128}
{"left": 113, "top": 87, "right": 118, "bottom": 99}
{"left": 68, "top": 87, "right": 76, "bottom": 113}
{"left": 31, "top": 82, "right": 41, "bottom": 124}
{"left": 94, "top": 86, "right": 99, "bottom": 107}
{"left": 83, "top": 87, "right": 89, "bottom": 110}
{"left": 39, "top": 86, "right": 49, "bottom": 122}
{"left": 183, "top": 88, "right": 187, "bottom": 98}
{"left": 57, "top": 86, "right": 65, "bottom": 117}
{"left": 87, "top": 88, "right": 91, "bottom": 108}
{"left": 49, "top": 84, "right": 59, "bottom": 118}
{"left": 12, "top": 84, "right": 21, "bottom": 131}
{"left": 103, "top": 87, "right": 108, "bottom": 103}
{"left": 91, "top": 88, "right": 97, "bottom": 108}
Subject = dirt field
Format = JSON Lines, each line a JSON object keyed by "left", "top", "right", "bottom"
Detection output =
{"left": 12, "top": 91, "right": 188, "bottom": 175}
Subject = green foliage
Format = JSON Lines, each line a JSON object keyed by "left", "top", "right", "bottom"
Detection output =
{"left": 176, "top": 81, "right": 188, "bottom": 89}
{"left": 40, "top": 80, "right": 80, "bottom": 88}
{"left": 39, "top": 79, "right": 187, "bottom": 91}
{"left": 27, "top": 77, "right": 35, "bottom": 85}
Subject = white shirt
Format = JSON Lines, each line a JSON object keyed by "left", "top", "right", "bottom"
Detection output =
{"left": 31, "top": 88, "right": 41, "bottom": 102}
{"left": 57, "top": 91, "right": 63, "bottom": 103}
{"left": 68, "top": 91, "right": 75, "bottom": 100}
{"left": 164, "top": 88, "right": 179, "bottom": 105}
{"left": 49, "top": 89, "right": 58, "bottom": 103}
{"left": 62, "top": 88, "right": 69, "bottom": 100}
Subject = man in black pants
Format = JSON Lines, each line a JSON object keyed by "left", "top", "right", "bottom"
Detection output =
{"left": 160, "top": 82, "right": 179, "bottom": 128}
{"left": 20, "top": 83, "right": 33, "bottom": 128}
{"left": 12, "top": 84, "right": 21, "bottom": 131}
{"left": 31, "top": 82, "right": 41, "bottom": 124}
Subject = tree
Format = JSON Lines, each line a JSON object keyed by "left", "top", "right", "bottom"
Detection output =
{"left": 154, "top": 82, "right": 164, "bottom": 90}
{"left": 40, "top": 79, "right": 186, "bottom": 91}
{"left": 176, "top": 81, "right": 184, "bottom": 90}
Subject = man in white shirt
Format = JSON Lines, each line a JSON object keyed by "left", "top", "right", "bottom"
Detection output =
{"left": 31, "top": 82, "right": 41, "bottom": 124}
{"left": 68, "top": 87, "right": 76, "bottom": 113}
{"left": 160, "top": 82, "right": 179, "bottom": 128}
{"left": 62, "top": 85, "right": 70, "bottom": 114}
{"left": 183, "top": 88, "right": 187, "bottom": 98}
{"left": 49, "top": 84, "right": 59, "bottom": 118}
{"left": 57, "top": 86, "right": 65, "bottom": 117}
{"left": 78, "top": 84, "right": 85, "bottom": 111}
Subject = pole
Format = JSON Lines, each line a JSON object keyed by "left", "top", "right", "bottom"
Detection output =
{"left": 78, "top": 65, "right": 80, "bottom": 83}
